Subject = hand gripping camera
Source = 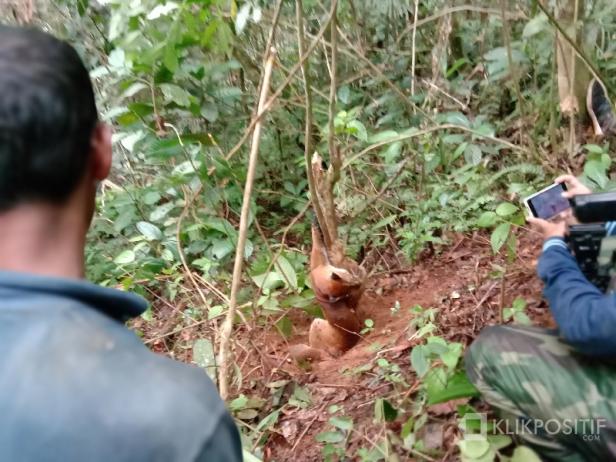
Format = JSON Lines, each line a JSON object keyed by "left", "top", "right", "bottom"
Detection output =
{"left": 568, "top": 192, "right": 616, "bottom": 292}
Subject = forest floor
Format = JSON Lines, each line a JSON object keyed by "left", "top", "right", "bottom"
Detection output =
{"left": 135, "top": 229, "right": 555, "bottom": 461}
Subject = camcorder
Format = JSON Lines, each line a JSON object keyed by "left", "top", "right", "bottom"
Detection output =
{"left": 525, "top": 184, "right": 616, "bottom": 292}
{"left": 568, "top": 193, "right": 616, "bottom": 292}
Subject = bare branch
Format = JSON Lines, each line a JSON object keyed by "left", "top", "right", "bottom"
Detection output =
{"left": 218, "top": 49, "right": 277, "bottom": 400}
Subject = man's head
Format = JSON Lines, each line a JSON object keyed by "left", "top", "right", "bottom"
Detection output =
{"left": 0, "top": 26, "right": 112, "bottom": 278}
{"left": 0, "top": 25, "right": 111, "bottom": 212}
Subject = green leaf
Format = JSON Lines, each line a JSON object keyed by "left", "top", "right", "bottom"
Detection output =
{"left": 410, "top": 345, "right": 430, "bottom": 378}
{"left": 242, "top": 449, "right": 263, "bottom": 462}
{"left": 514, "top": 311, "right": 532, "bottom": 325}
{"left": 477, "top": 211, "right": 498, "bottom": 228}
{"left": 164, "top": 45, "right": 178, "bottom": 73}
{"left": 523, "top": 13, "right": 548, "bottom": 38}
{"left": 464, "top": 144, "right": 482, "bottom": 166}
{"left": 440, "top": 342, "right": 463, "bottom": 370}
{"left": 585, "top": 160, "right": 609, "bottom": 189}
{"left": 316, "top": 431, "right": 344, "bottom": 444}
{"left": 495, "top": 202, "right": 518, "bottom": 217}
{"left": 427, "top": 371, "right": 480, "bottom": 405}
{"left": 251, "top": 272, "right": 285, "bottom": 292}
{"left": 211, "top": 239, "right": 234, "bottom": 260}
{"left": 511, "top": 446, "right": 542, "bottom": 462}
{"left": 458, "top": 439, "right": 491, "bottom": 459}
{"left": 491, "top": 222, "right": 511, "bottom": 254}
{"left": 201, "top": 102, "right": 219, "bottom": 122}
{"left": 160, "top": 83, "right": 191, "bottom": 107}
{"left": 192, "top": 338, "right": 217, "bottom": 383}
{"left": 274, "top": 255, "right": 298, "bottom": 290}
{"left": 374, "top": 398, "right": 398, "bottom": 422}
{"left": 368, "top": 130, "right": 399, "bottom": 143}
{"left": 114, "top": 250, "right": 136, "bottom": 265}
{"left": 229, "top": 394, "right": 248, "bottom": 411}
{"left": 291, "top": 384, "right": 312, "bottom": 403}
{"left": 275, "top": 315, "right": 293, "bottom": 338}
{"left": 143, "top": 191, "right": 161, "bottom": 205}
{"left": 450, "top": 142, "right": 467, "bottom": 162}
{"left": 255, "top": 409, "right": 280, "bottom": 432}
{"left": 503, "top": 308, "right": 514, "bottom": 321}
{"left": 120, "top": 82, "right": 148, "bottom": 100}
{"left": 445, "top": 112, "right": 470, "bottom": 128}
{"left": 150, "top": 203, "right": 175, "bottom": 222}
{"left": 512, "top": 297, "right": 526, "bottom": 310}
{"left": 584, "top": 144, "right": 605, "bottom": 154}
{"left": 136, "top": 221, "right": 163, "bottom": 241}
{"left": 338, "top": 85, "right": 351, "bottom": 105}
{"left": 329, "top": 416, "right": 354, "bottom": 431}
{"left": 487, "top": 434, "right": 512, "bottom": 451}
{"left": 346, "top": 120, "right": 368, "bottom": 142}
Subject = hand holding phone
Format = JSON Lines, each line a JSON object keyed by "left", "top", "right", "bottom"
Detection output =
{"left": 524, "top": 183, "right": 570, "bottom": 220}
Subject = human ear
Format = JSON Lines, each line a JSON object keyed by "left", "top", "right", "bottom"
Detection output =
{"left": 90, "top": 123, "right": 112, "bottom": 181}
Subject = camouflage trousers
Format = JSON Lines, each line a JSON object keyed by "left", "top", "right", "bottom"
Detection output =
{"left": 465, "top": 325, "right": 616, "bottom": 462}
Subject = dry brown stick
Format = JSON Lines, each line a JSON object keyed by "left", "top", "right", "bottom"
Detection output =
{"left": 410, "top": 0, "right": 419, "bottom": 99}
{"left": 218, "top": 49, "right": 277, "bottom": 400}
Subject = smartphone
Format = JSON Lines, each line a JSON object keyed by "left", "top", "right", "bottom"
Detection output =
{"left": 524, "top": 183, "right": 570, "bottom": 220}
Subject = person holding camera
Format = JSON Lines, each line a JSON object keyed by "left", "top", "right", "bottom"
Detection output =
{"left": 466, "top": 175, "right": 616, "bottom": 461}
{"left": 0, "top": 26, "right": 241, "bottom": 461}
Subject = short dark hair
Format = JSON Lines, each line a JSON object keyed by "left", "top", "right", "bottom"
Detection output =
{"left": 0, "top": 25, "right": 98, "bottom": 211}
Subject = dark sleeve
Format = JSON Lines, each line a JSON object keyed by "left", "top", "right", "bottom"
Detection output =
{"left": 194, "top": 411, "right": 242, "bottom": 462}
{"left": 537, "top": 237, "right": 616, "bottom": 355}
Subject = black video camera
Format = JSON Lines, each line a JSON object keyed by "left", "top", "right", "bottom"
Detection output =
{"left": 568, "top": 192, "right": 616, "bottom": 292}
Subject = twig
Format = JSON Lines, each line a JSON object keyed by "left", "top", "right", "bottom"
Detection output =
{"left": 568, "top": 0, "right": 580, "bottom": 158}
{"left": 324, "top": 2, "right": 340, "bottom": 243}
{"left": 410, "top": 0, "right": 419, "bottom": 100}
{"left": 473, "top": 281, "right": 499, "bottom": 311}
{"left": 290, "top": 406, "right": 323, "bottom": 453}
{"left": 296, "top": 0, "right": 330, "bottom": 246}
{"left": 422, "top": 79, "right": 468, "bottom": 110}
{"left": 217, "top": 49, "right": 277, "bottom": 400}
